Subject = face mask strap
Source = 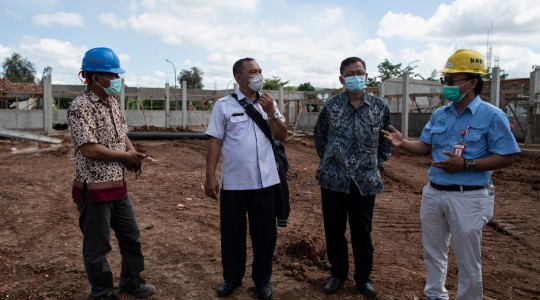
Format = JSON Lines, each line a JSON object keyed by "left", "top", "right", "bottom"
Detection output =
{"left": 78, "top": 71, "right": 88, "bottom": 84}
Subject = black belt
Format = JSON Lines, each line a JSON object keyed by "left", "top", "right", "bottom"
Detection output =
{"left": 430, "top": 182, "right": 484, "bottom": 192}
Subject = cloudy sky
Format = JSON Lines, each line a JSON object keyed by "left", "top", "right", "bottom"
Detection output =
{"left": 1, "top": 0, "right": 539, "bottom": 89}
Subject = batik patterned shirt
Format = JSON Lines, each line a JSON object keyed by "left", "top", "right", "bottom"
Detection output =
{"left": 67, "top": 90, "right": 128, "bottom": 202}
{"left": 314, "top": 91, "right": 392, "bottom": 195}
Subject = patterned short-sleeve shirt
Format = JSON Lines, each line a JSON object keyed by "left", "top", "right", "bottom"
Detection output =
{"left": 314, "top": 91, "right": 392, "bottom": 195}
{"left": 67, "top": 90, "right": 128, "bottom": 202}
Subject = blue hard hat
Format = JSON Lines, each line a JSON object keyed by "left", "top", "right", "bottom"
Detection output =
{"left": 81, "top": 47, "right": 125, "bottom": 74}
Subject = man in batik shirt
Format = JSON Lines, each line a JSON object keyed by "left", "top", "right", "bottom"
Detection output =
{"left": 314, "top": 56, "right": 392, "bottom": 299}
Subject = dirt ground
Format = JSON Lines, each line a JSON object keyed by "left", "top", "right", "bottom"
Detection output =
{"left": 0, "top": 129, "right": 539, "bottom": 300}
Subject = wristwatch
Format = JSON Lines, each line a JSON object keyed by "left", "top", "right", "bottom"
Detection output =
{"left": 269, "top": 111, "right": 280, "bottom": 120}
{"left": 464, "top": 159, "right": 476, "bottom": 171}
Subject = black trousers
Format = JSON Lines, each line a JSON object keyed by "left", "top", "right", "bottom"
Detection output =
{"left": 220, "top": 186, "right": 277, "bottom": 286}
{"left": 321, "top": 183, "right": 376, "bottom": 283}
{"left": 76, "top": 185, "right": 145, "bottom": 299}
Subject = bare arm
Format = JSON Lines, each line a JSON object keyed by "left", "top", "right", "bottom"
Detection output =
{"left": 205, "top": 137, "right": 223, "bottom": 200}
{"left": 381, "top": 125, "right": 431, "bottom": 155}
{"left": 78, "top": 137, "right": 146, "bottom": 173}
{"left": 432, "top": 152, "right": 515, "bottom": 173}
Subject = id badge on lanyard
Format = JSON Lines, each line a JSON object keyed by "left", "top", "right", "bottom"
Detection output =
{"left": 452, "top": 125, "right": 469, "bottom": 157}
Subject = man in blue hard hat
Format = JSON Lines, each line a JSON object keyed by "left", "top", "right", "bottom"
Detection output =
{"left": 67, "top": 47, "right": 155, "bottom": 300}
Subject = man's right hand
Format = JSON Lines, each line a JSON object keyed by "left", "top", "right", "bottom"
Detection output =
{"left": 381, "top": 125, "right": 404, "bottom": 147}
{"left": 205, "top": 176, "right": 220, "bottom": 201}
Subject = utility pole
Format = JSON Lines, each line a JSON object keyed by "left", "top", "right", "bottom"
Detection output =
{"left": 165, "top": 59, "right": 177, "bottom": 89}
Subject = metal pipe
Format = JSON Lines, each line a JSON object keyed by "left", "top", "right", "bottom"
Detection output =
{"left": 127, "top": 132, "right": 208, "bottom": 140}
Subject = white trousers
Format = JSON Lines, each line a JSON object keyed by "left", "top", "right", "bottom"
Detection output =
{"left": 421, "top": 184, "right": 494, "bottom": 300}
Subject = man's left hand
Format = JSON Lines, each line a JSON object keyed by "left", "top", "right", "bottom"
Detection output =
{"left": 432, "top": 151, "right": 464, "bottom": 173}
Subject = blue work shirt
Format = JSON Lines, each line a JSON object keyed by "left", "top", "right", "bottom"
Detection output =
{"left": 314, "top": 91, "right": 392, "bottom": 195}
{"left": 419, "top": 96, "right": 520, "bottom": 186}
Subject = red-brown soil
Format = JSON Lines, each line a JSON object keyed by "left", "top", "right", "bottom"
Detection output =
{"left": 0, "top": 132, "right": 538, "bottom": 299}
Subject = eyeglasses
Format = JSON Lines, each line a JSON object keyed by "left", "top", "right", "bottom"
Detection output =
{"left": 440, "top": 77, "right": 468, "bottom": 86}
{"left": 343, "top": 71, "right": 366, "bottom": 77}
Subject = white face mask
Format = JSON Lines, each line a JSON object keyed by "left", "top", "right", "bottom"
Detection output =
{"left": 249, "top": 74, "right": 264, "bottom": 92}
{"left": 239, "top": 74, "right": 264, "bottom": 92}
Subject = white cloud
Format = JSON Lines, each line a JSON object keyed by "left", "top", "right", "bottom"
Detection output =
{"left": 0, "top": 44, "right": 12, "bottom": 61}
{"left": 324, "top": 7, "right": 343, "bottom": 21}
{"left": 33, "top": 12, "right": 85, "bottom": 27}
{"left": 4, "top": 9, "right": 22, "bottom": 19}
{"left": 99, "top": 13, "right": 127, "bottom": 29}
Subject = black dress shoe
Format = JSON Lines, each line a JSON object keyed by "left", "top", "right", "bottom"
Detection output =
{"left": 256, "top": 284, "right": 272, "bottom": 300}
{"left": 216, "top": 280, "right": 242, "bottom": 297}
{"left": 356, "top": 280, "right": 377, "bottom": 299}
{"left": 324, "top": 277, "right": 344, "bottom": 294}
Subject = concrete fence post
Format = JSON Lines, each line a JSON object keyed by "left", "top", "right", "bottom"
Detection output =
{"left": 490, "top": 67, "right": 500, "bottom": 107}
{"left": 165, "top": 83, "right": 170, "bottom": 128}
{"left": 401, "top": 71, "right": 410, "bottom": 139}
{"left": 43, "top": 75, "right": 53, "bottom": 135}
{"left": 182, "top": 80, "right": 187, "bottom": 130}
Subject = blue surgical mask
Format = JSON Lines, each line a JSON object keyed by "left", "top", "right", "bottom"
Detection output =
{"left": 343, "top": 75, "right": 366, "bottom": 93}
{"left": 97, "top": 75, "right": 122, "bottom": 96}
{"left": 442, "top": 80, "right": 471, "bottom": 102}
{"left": 104, "top": 78, "right": 122, "bottom": 95}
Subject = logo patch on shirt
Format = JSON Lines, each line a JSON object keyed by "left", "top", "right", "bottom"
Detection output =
{"left": 436, "top": 118, "right": 445, "bottom": 126}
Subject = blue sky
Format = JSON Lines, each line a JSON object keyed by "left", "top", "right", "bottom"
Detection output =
{"left": 1, "top": 0, "right": 539, "bottom": 89}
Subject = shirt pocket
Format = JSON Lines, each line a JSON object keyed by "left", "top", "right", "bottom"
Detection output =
{"left": 430, "top": 126, "right": 448, "bottom": 148}
{"left": 462, "top": 128, "right": 483, "bottom": 153}
{"left": 227, "top": 114, "right": 249, "bottom": 137}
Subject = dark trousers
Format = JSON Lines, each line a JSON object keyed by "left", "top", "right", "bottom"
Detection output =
{"left": 76, "top": 185, "right": 145, "bottom": 298}
{"left": 220, "top": 186, "right": 277, "bottom": 286}
{"left": 321, "top": 183, "right": 376, "bottom": 283}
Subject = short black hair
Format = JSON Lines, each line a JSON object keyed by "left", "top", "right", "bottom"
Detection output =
{"left": 465, "top": 73, "right": 484, "bottom": 96}
{"left": 340, "top": 57, "right": 366, "bottom": 75}
{"left": 233, "top": 58, "right": 255, "bottom": 76}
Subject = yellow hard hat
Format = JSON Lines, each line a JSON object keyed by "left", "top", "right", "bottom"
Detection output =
{"left": 442, "top": 49, "right": 486, "bottom": 75}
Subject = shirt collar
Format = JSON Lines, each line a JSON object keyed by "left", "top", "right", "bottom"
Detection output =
{"left": 444, "top": 95, "right": 481, "bottom": 115}
{"left": 235, "top": 90, "right": 260, "bottom": 104}
{"left": 341, "top": 91, "right": 371, "bottom": 107}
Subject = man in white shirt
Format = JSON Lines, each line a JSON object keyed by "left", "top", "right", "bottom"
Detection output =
{"left": 205, "top": 57, "right": 287, "bottom": 300}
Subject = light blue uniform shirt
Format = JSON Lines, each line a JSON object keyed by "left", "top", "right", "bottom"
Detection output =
{"left": 419, "top": 96, "right": 520, "bottom": 186}
{"left": 205, "top": 91, "right": 285, "bottom": 190}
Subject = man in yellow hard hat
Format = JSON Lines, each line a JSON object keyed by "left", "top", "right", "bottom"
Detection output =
{"left": 381, "top": 49, "right": 520, "bottom": 300}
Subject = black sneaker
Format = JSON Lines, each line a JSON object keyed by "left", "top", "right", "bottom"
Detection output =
{"left": 119, "top": 276, "right": 156, "bottom": 298}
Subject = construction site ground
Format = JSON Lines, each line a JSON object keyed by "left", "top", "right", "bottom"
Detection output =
{"left": 0, "top": 129, "right": 539, "bottom": 300}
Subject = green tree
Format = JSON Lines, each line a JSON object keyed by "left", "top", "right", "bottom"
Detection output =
{"left": 366, "top": 77, "right": 380, "bottom": 87}
{"left": 296, "top": 82, "right": 316, "bottom": 91}
{"left": 263, "top": 76, "right": 289, "bottom": 90}
{"left": 2, "top": 52, "right": 36, "bottom": 83}
{"left": 426, "top": 69, "right": 439, "bottom": 81}
{"left": 179, "top": 66, "right": 204, "bottom": 89}
{"left": 378, "top": 59, "right": 403, "bottom": 82}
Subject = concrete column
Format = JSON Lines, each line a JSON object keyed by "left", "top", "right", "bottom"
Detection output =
{"left": 401, "top": 71, "right": 410, "bottom": 138}
{"left": 136, "top": 87, "right": 141, "bottom": 110}
{"left": 234, "top": 83, "right": 239, "bottom": 94}
{"left": 165, "top": 83, "right": 170, "bottom": 128}
{"left": 278, "top": 86, "right": 284, "bottom": 114}
{"left": 120, "top": 78, "right": 125, "bottom": 111}
{"left": 182, "top": 80, "right": 187, "bottom": 129}
{"left": 490, "top": 67, "right": 500, "bottom": 107}
{"left": 526, "top": 68, "right": 540, "bottom": 144}
{"left": 43, "top": 75, "right": 53, "bottom": 135}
